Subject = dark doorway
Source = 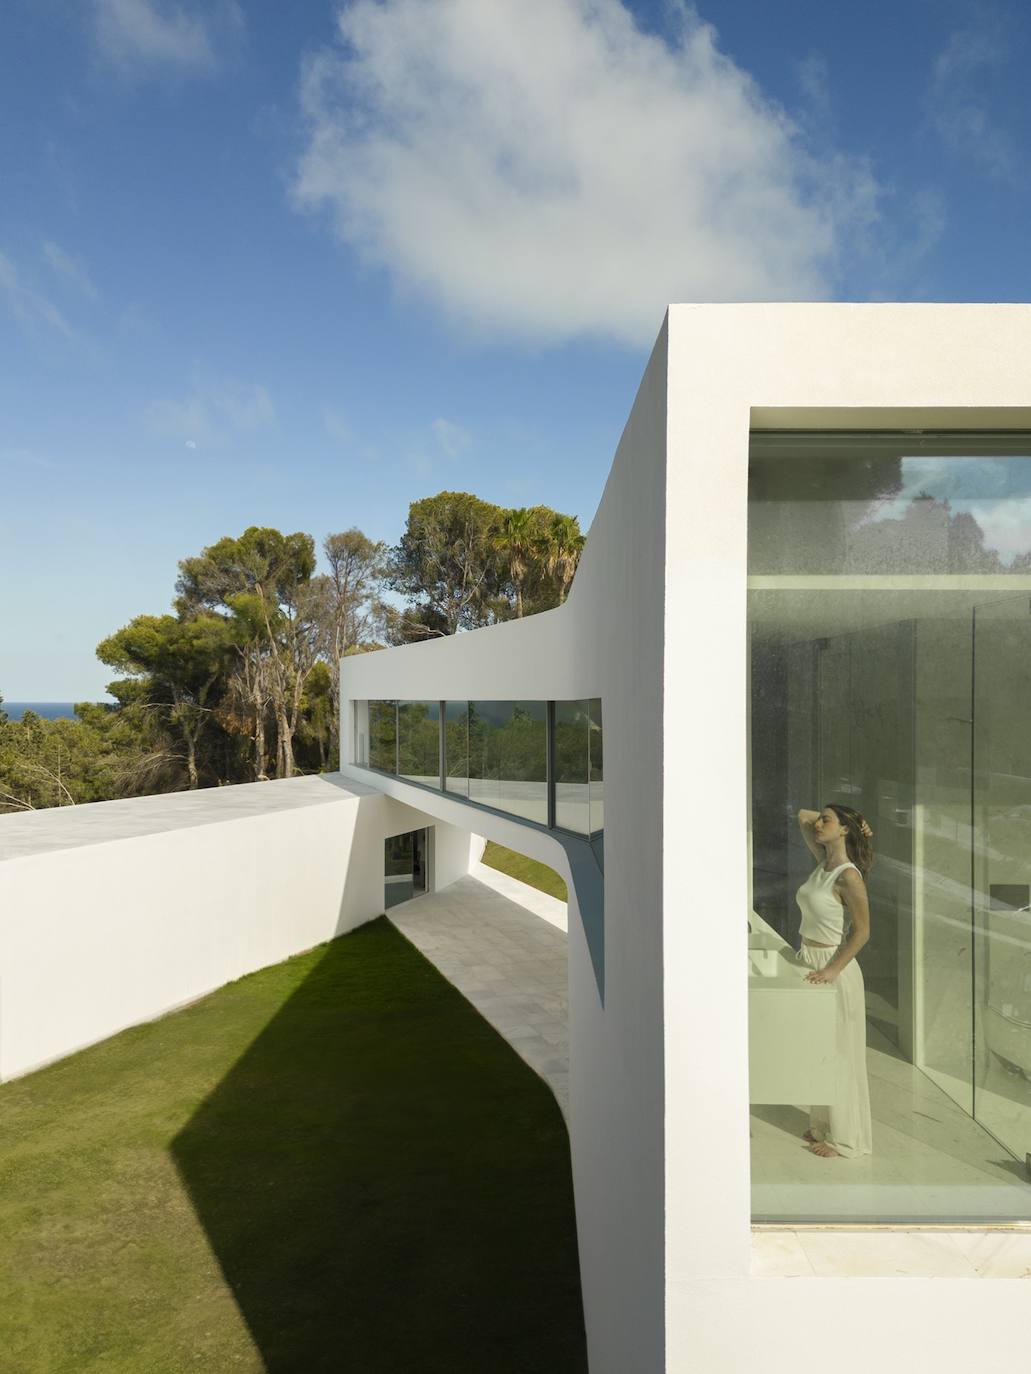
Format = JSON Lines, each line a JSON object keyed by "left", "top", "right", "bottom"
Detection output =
{"left": 384, "top": 828, "right": 429, "bottom": 910}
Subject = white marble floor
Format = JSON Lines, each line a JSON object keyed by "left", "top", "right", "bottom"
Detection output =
{"left": 751, "top": 1225, "right": 1031, "bottom": 1278}
{"left": 386, "top": 862, "right": 570, "bottom": 1119}
{"left": 751, "top": 1022, "right": 1031, "bottom": 1223}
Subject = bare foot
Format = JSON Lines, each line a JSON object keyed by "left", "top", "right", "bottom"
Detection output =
{"left": 802, "top": 1129, "right": 818, "bottom": 1143}
{"left": 808, "top": 1141, "right": 841, "bottom": 1158}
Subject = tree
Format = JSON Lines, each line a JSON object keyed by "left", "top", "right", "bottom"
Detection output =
{"left": 387, "top": 492, "right": 504, "bottom": 637}
{"left": 493, "top": 507, "right": 540, "bottom": 619}
{"left": 310, "top": 529, "right": 388, "bottom": 749}
{"left": 176, "top": 527, "right": 318, "bottom": 779}
{"left": 542, "top": 512, "right": 585, "bottom": 605}
{"left": 0, "top": 702, "right": 156, "bottom": 813}
{"left": 97, "top": 613, "right": 233, "bottom": 789}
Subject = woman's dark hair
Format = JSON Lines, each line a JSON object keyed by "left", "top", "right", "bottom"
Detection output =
{"left": 825, "top": 803, "right": 874, "bottom": 876}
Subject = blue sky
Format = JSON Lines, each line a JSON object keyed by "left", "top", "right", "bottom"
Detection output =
{"left": 2, "top": 0, "right": 1030, "bottom": 699}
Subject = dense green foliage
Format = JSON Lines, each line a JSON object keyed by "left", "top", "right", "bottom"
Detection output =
{"left": 0, "top": 920, "right": 586, "bottom": 1372}
{"left": 1, "top": 492, "right": 585, "bottom": 813}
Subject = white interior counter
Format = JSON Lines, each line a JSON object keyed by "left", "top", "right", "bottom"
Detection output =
{"left": 747, "top": 910, "right": 838, "bottom": 1105}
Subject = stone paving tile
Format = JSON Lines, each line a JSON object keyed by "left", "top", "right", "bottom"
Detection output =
{"left": 387, "top": 872, "right": 569, "bottom": 1121}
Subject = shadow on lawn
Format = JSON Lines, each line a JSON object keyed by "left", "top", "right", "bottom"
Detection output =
{"left": 172, "top": 918, "right": 588, "bottom": 1374}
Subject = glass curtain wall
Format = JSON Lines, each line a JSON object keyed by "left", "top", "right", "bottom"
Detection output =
{"left": 469, "top": 700, "right": 548, "bottom": 824}
{"left": 363, "top": 699, "right": 603, "bottom": 835}
{"left": 748, "top": 432, "right": 1031, "bottom": 1224}
{"left": 368, "top": 700, "right": 398, "bottom": 774}
{"left": 445, "top": 701, "right": 470, "bottom": 797}
{"left": 555, "top": 700, "right": 591, "bottom": 833}
{"left": 589, "top": 698, "right": 604, "bottom": 834}
{"left": 397, "top": 701, "right": 440, "bottom": 786}
{"left": 554, "top": 699, "right": 605, "bottom": 834}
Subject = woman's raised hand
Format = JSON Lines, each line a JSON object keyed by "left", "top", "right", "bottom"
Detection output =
{"left": 859, "top": 820, "right": 873, "bottom": 839}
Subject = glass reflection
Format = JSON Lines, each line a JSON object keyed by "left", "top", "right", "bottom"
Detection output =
{"left": 444, "top": 701, "right": 469, "bottom": 797}
{"left": 554, "top": 699, "right": 590, "bottom": 834}
{"left": 750, "top": 436, "right": 1031, "bottom": 575}
{"left": 748, "top": 431, "right": 1031, "bottom": 1225}
{"left": 973, "top": 600, "right": 1031, "bottom": 1167}
{"left": 359, "top": 698, "right": 604, "bottom": 836}
{"left": 398, "top": 701, "right": 440, "bottom": 786}
{"left": 468, "top": 700, "right": 547, "bottom": 824}
{"left": 589, "top": 698, "right": 604, "bottom": 834}
{"left": 368, "top": 700, "right": 397, "bottom": 774}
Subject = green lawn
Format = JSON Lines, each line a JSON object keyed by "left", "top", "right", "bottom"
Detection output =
{"left": 480, "top": 840, "right": 568, "bottom": 902}
{"left": 0, "top": 918, "right": 587, "bottom": 1374}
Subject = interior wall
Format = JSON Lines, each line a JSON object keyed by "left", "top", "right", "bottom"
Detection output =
{"left": 913, "top": 617, "right": 975, "bottom": 1100}
{"left": 971, "top": 603, "right": 1031, "bottom": 1157}
{"left": 752, "top": 619, "right": 914, "bottom": 1048}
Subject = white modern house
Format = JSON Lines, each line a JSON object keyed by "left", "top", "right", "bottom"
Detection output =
{"left": 4, "top": 304, "right": 1031, "bottom": 1373}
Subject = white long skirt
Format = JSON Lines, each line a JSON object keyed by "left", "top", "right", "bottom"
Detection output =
{"left": 797, "top": 942, "right": 873, "bottom": 1158}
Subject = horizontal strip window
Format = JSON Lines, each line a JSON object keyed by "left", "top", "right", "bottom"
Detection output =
{"left": 355, "top": 699, "right": 603, "bottom": 838}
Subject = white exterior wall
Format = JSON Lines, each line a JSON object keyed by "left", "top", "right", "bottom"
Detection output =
{"left": 341, "top": 304, "right": 1031, "bottom": 1374}
{"left": 0, "top": 777, "right": 475, "bottom": 1082}
{"left": 664, "top": 304, "right": 1031, "bottom": 1373}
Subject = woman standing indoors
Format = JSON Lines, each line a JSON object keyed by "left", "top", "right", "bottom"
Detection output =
{"left": 795, "top": 805, "right": 875, "bottom": 1159}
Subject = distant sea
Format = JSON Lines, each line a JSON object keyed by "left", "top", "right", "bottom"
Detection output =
{"left": 3, "top": 702, "right": 85, "bottom": 722}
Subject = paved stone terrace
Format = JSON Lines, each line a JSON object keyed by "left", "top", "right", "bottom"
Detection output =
{"left": 387, "top": 862, "right": 570, "bottom": 1119}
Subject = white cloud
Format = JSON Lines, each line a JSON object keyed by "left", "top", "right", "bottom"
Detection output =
{"left": 293, "top": 0, "right": 881, "bottom": 347}
{"left": 432, "top": 418, "right": 471, "bottom": 459}
{"left": 93, "top": 0, "right": 242, "bottom": 72}
{"left": 148, "top": 379, "right": 274, "bottom": 445}
{"left": 927, "top": 24, "right": 1017, "bottom": 181}
{"left": 0, "top": 251, "right": 75, "bottom": 339}
{"left": 42, "top": 241, "right": 100, "bottom": 301}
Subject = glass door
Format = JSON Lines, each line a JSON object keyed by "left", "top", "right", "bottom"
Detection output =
{"left": 384, "top": 828, "right": 430, "bottom": 910}
{"left": 972, "top": 593, "right": 1031, "bottom": 1169}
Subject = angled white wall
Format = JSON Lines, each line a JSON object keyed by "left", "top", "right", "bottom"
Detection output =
{"left": 342, "top": 304, "right": 1031, "bottom": 1374}
{"left": 339, "top": 322, "right": 670, "bottom": 1374}
{"left": 0, "top": 777, "right": 473, "bottom": 1082}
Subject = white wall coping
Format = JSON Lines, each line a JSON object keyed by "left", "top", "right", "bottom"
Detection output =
{"left": 0, "top": 774, "right": 380, "bottom": 863}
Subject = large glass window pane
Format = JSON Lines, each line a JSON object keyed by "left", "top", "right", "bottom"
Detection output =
{"left": 397, "top": 700, "right": 440, "bottom": 786}
{"left": 589, "top": 698, "right": 604, "bottom": 834}
{"left": 368, "top": 700, "right": 397, "bottom": 774}
{"left": 468, "top": 701, "right": 547, "bottom": 824}
{"left": 554, "top": 700, "right": 590, "bottom": 834}
{"left": 972, "top": 599, "right": 1031, "bottom": 1169}
{"left": 444, "top": 701, "right": 469, "bottom": 797}
{"left": 748, "top": 431, "right": 1031, "bottom": 1225}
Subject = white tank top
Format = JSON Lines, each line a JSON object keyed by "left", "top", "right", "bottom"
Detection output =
{"left": 796, "top": 861, "right": 860, "bottom": 944}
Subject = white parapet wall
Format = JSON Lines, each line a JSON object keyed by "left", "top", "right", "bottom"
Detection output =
{"left": 0, "top": 774, "right": 478, "bottom": 1083}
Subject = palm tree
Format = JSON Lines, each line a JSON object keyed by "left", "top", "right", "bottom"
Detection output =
{"left": 545, "top": 514, "right": 585, "bottom": 604}
{"left": 494, "top": 507, "right": 538, "bottom": 618}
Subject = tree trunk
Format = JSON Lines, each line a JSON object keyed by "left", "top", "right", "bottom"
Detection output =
{"left": 185, "top": 731, "right": 199, "bottom": 789}
{"left": 253, "top": 689, "right": 269, "bottom": 781}
{"left": 276, "top": 703, "right": 294, "bottom": 778}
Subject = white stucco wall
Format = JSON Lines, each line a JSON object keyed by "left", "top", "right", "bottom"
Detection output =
{"left": 0, "top": 776, "right": 475, "bottom": 1082}
{"left": 663, "top": 303, "right": 1031, "bottom": 1373}
{"left": 340, "top": 304, "right": 1031, "bottom": 1374}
